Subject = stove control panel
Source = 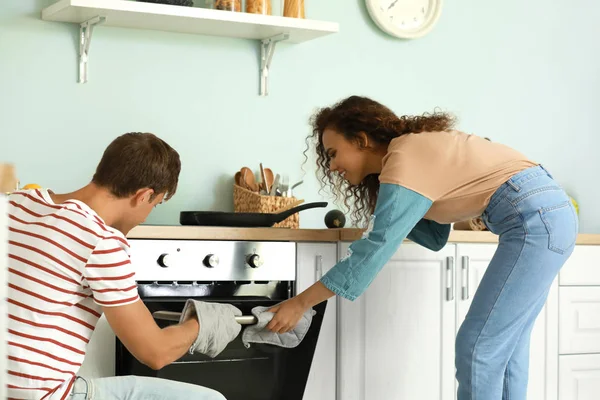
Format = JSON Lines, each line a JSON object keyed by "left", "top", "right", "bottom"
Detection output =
{"left": 129, "top": 240, "right": 296, "bottom": 282}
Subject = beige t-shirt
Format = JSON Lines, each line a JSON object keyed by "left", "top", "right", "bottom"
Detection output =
{"left": 379, "top": 130, "right": 538, "bottom": 224}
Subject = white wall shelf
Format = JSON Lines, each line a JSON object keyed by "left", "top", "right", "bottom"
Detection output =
{"left": 41, "top": 0, "right": 339, "bottom": 95}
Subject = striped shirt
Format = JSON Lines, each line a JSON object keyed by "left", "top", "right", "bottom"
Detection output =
{"left": 6, "top": 189, "right": 139, "bottom": 400}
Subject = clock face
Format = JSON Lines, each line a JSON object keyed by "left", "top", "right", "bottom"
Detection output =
{"left": 366, "top": 0, "right": 443, "bottom": 39}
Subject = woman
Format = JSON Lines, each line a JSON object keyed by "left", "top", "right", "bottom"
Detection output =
{"left": 267, "top": 96, "right": 578, "bottom": 399}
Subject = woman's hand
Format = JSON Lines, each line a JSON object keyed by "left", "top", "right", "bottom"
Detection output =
{"left": 266, "top": 281, "right": 335, "bottom": 334}
{"left": 267, "top": 297, "right": 308, "bottom": 334}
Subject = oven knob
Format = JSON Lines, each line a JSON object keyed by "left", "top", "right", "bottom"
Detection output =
{"left": 203, "top": 254, "right": 219, "bottom": 268}
{"left": 247, "top": 254, "right": 263, "bottom": 268}
{"left": 157, "top": 253, "right": 171, "bottom": 268}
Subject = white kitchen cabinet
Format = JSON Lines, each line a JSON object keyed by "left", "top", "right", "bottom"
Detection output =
{"left": 557, "top": 245, "right": 600, "bottom": 400}
{"left": 559, "top": 287, "right": 600, "bottom": 355}
{"left": 338, "top": 242, "right": 558, "bottom": 400}
{"left": 296, "top": 243, "right": 338, "bottom": 400}
{"left": 559, "top": 246, "right": 600, "bottom": 286}
{"left": 559, "top": 354, "right": 600, "bottom": 400}
{"left": 455, "top": 245, "right": 494, "bottom": 326}
{"left": 338, "top": 242, "right": 457, "bottom": 400}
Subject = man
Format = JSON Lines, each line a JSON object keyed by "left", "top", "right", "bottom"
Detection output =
{"left": 6, "top": 133, "right": 239, "bottom": 400}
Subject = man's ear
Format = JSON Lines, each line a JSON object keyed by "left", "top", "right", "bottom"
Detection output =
{"left": 132, "top": 188, "right": 154, "bottom": 206}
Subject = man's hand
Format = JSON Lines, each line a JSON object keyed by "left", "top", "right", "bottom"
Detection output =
{"left": 180, "top": 300, "right": 242, "bottom": 358}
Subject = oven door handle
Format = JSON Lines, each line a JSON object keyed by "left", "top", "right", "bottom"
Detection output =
{"left": 152, "top": 311, "right": 258, "bottom": 325}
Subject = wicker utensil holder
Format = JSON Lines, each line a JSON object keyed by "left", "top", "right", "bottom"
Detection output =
{"left": 233, "top": 184, "right": 301, "bottom": 229}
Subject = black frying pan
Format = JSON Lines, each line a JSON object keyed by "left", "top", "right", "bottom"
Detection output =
{"left": 180, "top": 202, "right": 328, "bottom": 227}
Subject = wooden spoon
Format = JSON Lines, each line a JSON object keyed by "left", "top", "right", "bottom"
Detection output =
{"left": 239, "top": 169, "right": 249, "bottom": 190}
{"left": 241, "top": 167, "right": 259, "bottom": 192}
{"left": 264, "top": 168, "right": 274, "bottom": 194}
{"left": 259, "top": 163, "right": 270, "bottom": 194}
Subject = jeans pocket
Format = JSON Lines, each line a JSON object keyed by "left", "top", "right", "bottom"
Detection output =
{"left": 539, "top": 201, "right": 578, "bottom": 254}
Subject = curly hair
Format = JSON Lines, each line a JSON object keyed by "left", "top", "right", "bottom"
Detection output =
{"left": 304, "top": 96, "right": 456, "bottom": 227}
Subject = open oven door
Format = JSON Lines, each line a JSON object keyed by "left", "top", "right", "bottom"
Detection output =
{"left": 116, "top": 300, "right": 327, "bottom": 400}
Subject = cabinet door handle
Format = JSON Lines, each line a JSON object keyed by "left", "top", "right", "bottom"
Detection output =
{"left": 446, "top": 256, "right": 454, "bottom": 301}
{"left": 461, "top": 256, "right": 470, "bottom": 300}
{"left": 315, "top": 255, "right": 323, "bottom": 281}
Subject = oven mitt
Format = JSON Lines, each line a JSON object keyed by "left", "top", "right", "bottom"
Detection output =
{"left": 179, "top": 299, "right": 242, "bottom": 358}
{"left": 241, "top": 305, "right": 316, "bottom": 349}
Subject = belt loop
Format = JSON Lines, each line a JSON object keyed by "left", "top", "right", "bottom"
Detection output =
{"left": 74, "top": 376, "right": 91, "bottom": 400}
{"left": 507, "top": 180, "right": 520, "bottom": 191}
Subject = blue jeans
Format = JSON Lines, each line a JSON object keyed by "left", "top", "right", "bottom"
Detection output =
{"left": 455, "top": 165, "right": 578, "bottom": 400}
{"left": 68, "top": 376, "right": 226, "bottom": 400}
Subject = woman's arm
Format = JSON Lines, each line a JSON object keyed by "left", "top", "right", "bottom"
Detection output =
{"left": 319, "top": 184, "right": 433, "bottom": 301}
{"left": 266, "top": 183, "right": 432, "bottom": 333}
{"left": 407, "top": 219, "right": 450, "bottom": 251}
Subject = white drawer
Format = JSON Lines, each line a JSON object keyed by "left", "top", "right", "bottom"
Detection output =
{"left": 559, "top": 246, "right": 600, "bottom": 286}
{"left": 559, "top": 354, "right": 600, "bottom": 400}
{"left": 559, "top": 287, "right": 600, "bottom": 354}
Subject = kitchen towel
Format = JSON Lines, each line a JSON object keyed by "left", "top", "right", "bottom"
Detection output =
{"left": 242, "top": 305, "right": 316, "bottom": 349}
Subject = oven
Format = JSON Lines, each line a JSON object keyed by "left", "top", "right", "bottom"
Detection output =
{"left": 116, "top": 240, "right": 326, "bottom": 400}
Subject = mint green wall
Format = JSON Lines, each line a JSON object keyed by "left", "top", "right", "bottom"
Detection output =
{"left": 1, "top": 1, "right": 599, "bottom": 232}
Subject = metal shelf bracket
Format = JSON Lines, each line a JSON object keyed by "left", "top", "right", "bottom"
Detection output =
{"left": 79, "top": 16, "right": 106, "bottom": 84}
{"left": 259, "top": 33, "right": 289, "bottom": 96}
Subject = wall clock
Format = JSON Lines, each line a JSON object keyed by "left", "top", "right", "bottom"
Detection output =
{"left": 366, "top": 0, "right": 443, "bottom": 39}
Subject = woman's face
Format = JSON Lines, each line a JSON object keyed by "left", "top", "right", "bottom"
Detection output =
{"left": 322, "top": 128, "right": 371, "bottom": 186}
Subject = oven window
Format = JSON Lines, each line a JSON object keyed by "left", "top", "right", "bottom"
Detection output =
{"left": 116, "top": 299, "right": 326, "bottom": 400}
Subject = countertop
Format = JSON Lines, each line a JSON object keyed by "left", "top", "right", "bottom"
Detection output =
{"left": 127, "top": 225, "right": 600, "bottom": 245}
{"left": 127, "top": 225, "right": 341, "bottom": 242}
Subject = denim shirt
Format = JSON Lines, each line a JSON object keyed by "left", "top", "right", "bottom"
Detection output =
{"left": 320, "top": 183, "right": 450, "bottom": 301}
